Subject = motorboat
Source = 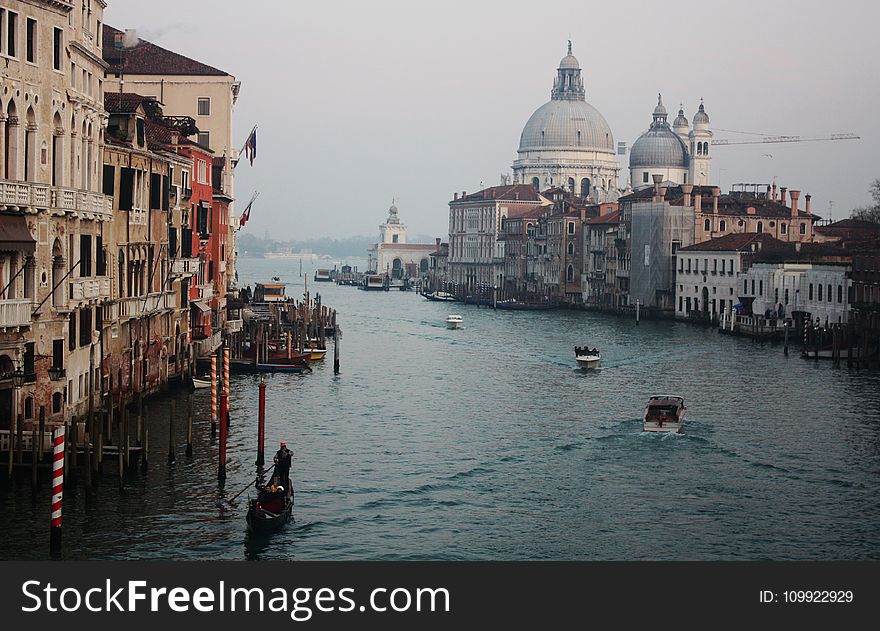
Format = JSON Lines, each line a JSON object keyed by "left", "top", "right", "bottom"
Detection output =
{"left": 446, "top": 314, "right": 463, "bottom": 330}
{"left": 360, "top": 274, "right": 387, "bottom": 291}
{"left": 574, "top": 346, "right": 600, "bottom": 369}
{"left": 643, "top": 395, "right": 687, "bottom": 433}
{"left": 192, "top": 376, "right": 212, "bottom": 389}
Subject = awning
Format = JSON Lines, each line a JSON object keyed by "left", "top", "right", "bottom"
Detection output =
{"left": 0, "top": 214, "right": 36, "bottom": 254}
{"left": 190, "top": 300, "right": 211, "bottom": 313}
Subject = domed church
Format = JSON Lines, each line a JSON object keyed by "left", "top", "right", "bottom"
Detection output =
{"left": 629, "top": 95, "right": 713, "bottom": 189}
{"left": 512, "top": 42, "right": 620, "bottom": 202}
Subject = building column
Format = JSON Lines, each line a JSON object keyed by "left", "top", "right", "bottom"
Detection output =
{"left": 24, "top": 123, "right": 38, "bottom": 183}
{"left": 5, "top": 117, "right": 19, "bottom": 180}
{"left": 0, "top": 115, "right": 6, "bottom": 180}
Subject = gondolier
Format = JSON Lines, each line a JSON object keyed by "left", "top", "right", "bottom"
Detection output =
{"left": 273, "top": 441, "right": 293, "bottom": 488}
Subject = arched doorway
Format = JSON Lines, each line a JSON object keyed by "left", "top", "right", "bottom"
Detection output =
{"left": 4, "top": 100, "right": 19, "bottom": 179}
{"left": 419, "top": 258, "right": 428, "bottom": 274}
{"left": 24, "top": 107, "right": 36, "bottom": 182}
{"left": 391, "top": 258, "right": 403, "bottom": 280}
{"left": 0, "top": 354, "right": 14, "bottom": 430}
{"left": 701, "top": 287, "right": 709, "bottom": 317}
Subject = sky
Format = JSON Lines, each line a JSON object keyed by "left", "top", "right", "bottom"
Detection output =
{"left": 105, "top": 0, "right": 880, "bottom": 241}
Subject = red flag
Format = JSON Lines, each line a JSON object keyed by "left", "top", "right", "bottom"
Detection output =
{"left": 239, "top": 198, "right": 253, "bottom": 227}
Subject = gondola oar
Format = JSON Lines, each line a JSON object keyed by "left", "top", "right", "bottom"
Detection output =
{"left": 227, "top": 464, "right": 276, "bottom": 504}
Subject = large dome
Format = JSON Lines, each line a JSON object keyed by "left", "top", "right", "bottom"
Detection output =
{"left": 629, "top": 129, "right": 689, "bottom": 168}
{"left": 519, "top": 99, "right": 615, "bottom": 153}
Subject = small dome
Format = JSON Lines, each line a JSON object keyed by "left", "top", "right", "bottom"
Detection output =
{"left": 693, "top": 101, "right": 710, "bottom": 126}
{"left": 559, "top": 40, "right": 580, "bottom": 69}
{"left": 673, "top": 106, "right": 689, "bottom": 130}
{"left": 629, "top": 129, "right": 689, "bottom": 169}
{"left": 653, "top": 93, "right": 667, "bottom": 117}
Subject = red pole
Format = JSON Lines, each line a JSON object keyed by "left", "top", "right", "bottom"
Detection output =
{"left": 50, "top": 425, "right": 65, "bottom": 554}
{"left": 210, "top": 353, "right": 218, "bottom": 436}
{"left": 218, "top": 392, "right": 228, "bottom": 483}
{"left": 257, "top": 377, "right": 266, "bottom": 467}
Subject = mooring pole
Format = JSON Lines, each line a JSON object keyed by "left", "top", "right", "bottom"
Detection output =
{"left": 168, "top": 400, "right": 176, "bottom": 465}
{"left": 210, "top": 352, "right": 218, "bottom": 436}
{"left": 635, "top": 300, "right": 640, "bottom": 326}
{"left": 256, "top": 377, "right": 266, "bottom": 468}
{"left": 49, "top": 425, "right": 65, "bottom": 556}
{"left": 784, "top": 320, "right": 789, "bottom": 356}
{"left": 218, "top": 392, "right": 228, "bottom": 483}
{"left": 186, "top": 395, "right": 193, "bottom": 456}
{"left": 33, "top": 407, "right": 44, "bottom": 487}
{"left": 141, "top": 421, "right": 149, "bottom": 471}
{"left": 333, "top": 312, "right": 340, "bottom": 375}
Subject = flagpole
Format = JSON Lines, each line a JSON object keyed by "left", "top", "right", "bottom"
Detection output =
{"left": 236, "top": 125, "right": 258, "bottom": 168}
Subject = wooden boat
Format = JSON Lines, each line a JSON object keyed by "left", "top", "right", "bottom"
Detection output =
{"left": 246, "top": 484, "right": 294, "bottom": 535}
{"left": 192, "top": 376, "right": 212, "bottom": 389}
{"left": 643, "top": 395, "right": 687, "bottom": 433}
{"left": 307, "top": 347, "right": 327, "bottom": 361}
{"left": 446, "top": 314, "right": 464, "bottom": 330}
{"left": 574, "top": 346, "right": 600, "bottom": 369}
{"left": 424, "top": 291, "right": 458, "bottom": 302}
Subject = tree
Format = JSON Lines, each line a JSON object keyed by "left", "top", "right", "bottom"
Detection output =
{"left": 851, "top": 178, "right": 880, "bottom": 223}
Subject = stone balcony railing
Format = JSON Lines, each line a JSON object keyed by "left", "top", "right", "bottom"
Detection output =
{"left": 0, "top": 299, "right": 33, "bottom": 329}
{"left": 194, "top": 329, "right": 223, "bottom": 358}
{"left": 117, "top": 291, "right": 178, "bottom": 320}
{"left": 69, "top": 276, "right": 111, "bottom": 303}
{"left": 171, "top": 258, "right": 200, "bottom": 276}
{"left": 199, "top": 284, "right": 214, "bottom": 301}
{"left": 225, "top": 318, "right": 243, "bottom": 334}
{"left": 0, "top": 179, "right": 112, "bottom": 221}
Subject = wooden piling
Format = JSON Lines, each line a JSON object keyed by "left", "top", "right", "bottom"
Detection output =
{"left": 123, "top": 405, "right": 130, "bottom": 470}
{"left": 333, "top": 311, "right": 340, "bottom": 375}
{"left": 31, "top": 409, "right": 41, "bottom": 487}
{"left": 84, "top": 428, "right": 92, "bottom": 490}
{"left": 141, "top": 422, "right": 149, "bottom": 471}
{"left": 136, "top": 393, "right": 143, "bottom": 447}
{"left": 168, "top": 400, "right": 176, "bottom": 465}
{"left": 257, "top": 378, "right": 266, "bottom": 468}
{"left": 218, "top": 392, "right": 228, "bottom": 483}
{"left": 186, "top": 395, "right": 193, "bottom": 456}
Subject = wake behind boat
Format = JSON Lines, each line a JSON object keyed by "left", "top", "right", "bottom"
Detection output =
{"left": 643, "top": 395, "right": 687, "bottom": 433}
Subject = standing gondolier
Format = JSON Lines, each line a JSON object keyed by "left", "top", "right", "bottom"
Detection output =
{"left": 273, "top": 441, "right": 293, "bottom": 488}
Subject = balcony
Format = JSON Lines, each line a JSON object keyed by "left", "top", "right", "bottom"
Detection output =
{"left": 0, "top": 299, "right": 33, "bottom": 329}
{"left": 199, "top": 284, "right": 214, "bottom": 301}
{"left": 117, "top": 291, "right": 177, "bottom": 319}
{"left": 172, "top": 258, "right": 200, "bottom": 276}
{"left": 0, "top": 180, "right": 50, "bottom": 210}
{"left": 194, "top": 329, "right": 222, "bottom": 358}
{"left": 0, "top": 180, "right": 112, "bottom": 221}
{"left": 226, "top": 318, "right": 243, "bottom": 334}
{"left": 69, "top": 277, "right": 111, "bottom": 303}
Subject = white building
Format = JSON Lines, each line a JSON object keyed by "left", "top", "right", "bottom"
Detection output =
{"left": 512, "top": 42, "right": 620, "bottom": 202}
{"left": 629, "top": 95, "right": 713, "bottom": 190}
{"left": 741, "top": 262, "right": 851, "bottom": 325}
{"left": 368, "top": 202, "right": 436, "bottom": 279}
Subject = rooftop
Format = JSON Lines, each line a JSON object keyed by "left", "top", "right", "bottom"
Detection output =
{"left": 452, "top": 184, "right": 544, "bottom": 204}
{"left": 103, "top": 25, "right": 230, "bottom": 77}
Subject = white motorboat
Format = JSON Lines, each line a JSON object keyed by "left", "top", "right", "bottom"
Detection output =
{"left": 446, "top": 315, "right": 463, "bottom": 330}
{"left": 192, "top": 376, "right": 212, "bottom": 389}
{"left": 643, "top": 395, "right": 687, "bottom": 433}
{"left": 575, "top": 346, "right": 600, "bottom": 369}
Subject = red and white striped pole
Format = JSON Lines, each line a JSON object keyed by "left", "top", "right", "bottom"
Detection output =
{"left": 223, "top": 344, "right": 230, "bottom": 397}
{"left": 50, "top": 425, "right": 65, "bottom": 554}
{"left": 210, "top": 352, "right": 217, "bottom": 435}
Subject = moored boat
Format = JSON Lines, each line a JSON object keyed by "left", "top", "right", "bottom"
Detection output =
{"left": 574, "top": 346, "right": 600, "bottom": 369}
{"left": 192, "top": 376, "right": 212, "bottom": 389}
{"left": 314, "top": 268, "right": 333, "bottom": 282}
{"left": 446, "top": 314, "right": 463, "bottom": 329}
{"left": 360, "top": 274, "right": 387, "bottom": 291}
{"left": 643, "top": 395, "right": 687, "bottom": 433}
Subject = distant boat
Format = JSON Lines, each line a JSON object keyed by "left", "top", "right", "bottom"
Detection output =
{"left": 360, "top": 274, "right": 386, "bottom": 291}
{"left": 574, "top": 346, "right": 600, "bottom": 369}
{"left": 424, "top": 291, "right": 457, "bottom": 302}
{"left": 446, "top": 314, "right": 463, "bottom": 330}
{"left": 314, "top": 269, "right": 333, "bottom": 282}
{"left": 643, "top": 395, "right": 687, "bottom": 433}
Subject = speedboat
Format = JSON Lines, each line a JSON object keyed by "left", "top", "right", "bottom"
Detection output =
{"left": 446, "top": 315, "right": 463, "bottom": 330}
{"left": 575, "top": 346, "right": 600, "bottom": 369}
{"left": 643, "top": 395, "right": 687, "bottom": 433}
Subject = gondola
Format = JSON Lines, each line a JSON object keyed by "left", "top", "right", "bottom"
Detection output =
{"left": 246, "top": 484, "right": 294, "bottom": 535}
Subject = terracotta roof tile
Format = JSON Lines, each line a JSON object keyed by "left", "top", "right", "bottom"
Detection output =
{"left": 103, "top": 25, "right": 230, "bottom": 77}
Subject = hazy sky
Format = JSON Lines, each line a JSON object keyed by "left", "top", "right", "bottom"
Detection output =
{"left": 105, "top": 0, "right": 880, "bottom": 240}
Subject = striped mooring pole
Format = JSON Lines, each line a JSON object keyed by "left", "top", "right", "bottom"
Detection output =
{"left": 223, "top": 345, "right": 230, "bottom": 427}
{"left": 210, "top": 352, "right": 218, "bottom": 434}
{"left": 50, "top": 425, "right": 65, "bottom": 554}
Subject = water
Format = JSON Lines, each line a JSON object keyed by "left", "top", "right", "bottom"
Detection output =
{"left": 2, "top": 256, "right": 879, "bottom": 560}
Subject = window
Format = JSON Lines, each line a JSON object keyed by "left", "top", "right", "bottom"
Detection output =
{"left": 744, "top": 279, "right": 748, "bottom": 294}
{"left": 26, "top": 18, "right": 35, "bottom": 63}
{"left": 704, "top": 219, "right": 711, "bottom": 231}
{"left": 713, "top": 259, "right": 717, "bottom": 273}
{"left": 197, "top": 97, "right": 211, "bottom": 116}
{"left": 818, "top": 284, "right": 823, "bottom": 301}
{"left": 6, "top": 10, "right": 17, "bottom": 57}
{"left": 756, "top": 221, "right": 763, "bottom": 233}
{"left": 759, "top": 280, "right": 763, "bottom": 296}
{"left": 567, "top": 221, "right": 575, "bottom": 235}
{"left": 642, "top": 172, "right": 649, "bottom": 183}
{"left": 781, "top": 223, "right": 787, "bottom": 234}
{"left": 838, "top": 285, "right": 843, "bottom": 303}
{"left": 197, "top": 131, "right": 210, "bottom": 149}
{"left": 24, "top": 342, "right": 35, "bottom": 378}
{"left": 785, "top": 288, "right": 789, "bottom": 304}
{"left": 79, "top": 308, "right": 92, "bottom": 347}
{"left": 799, "top": 223, "right": 806, "bottom": 235}
{"left": 751, "top": 279, "right": 755, "bottom": 294}
{"left": 809, "top": 283, "right": 813, "bottom": 300}
{"left": 687, "top": 258, "right": 691, "bottom": 273}
{"left": 52, "top": 339, "right": 64, "bottom": 371}
{"left": 827, "top": 284, "right": 832, "bottom": 303}
{"left": 53, "top": 27, "right": 62, "bottom": 70}
{"left": 719, "top": 220, "right": 726, "bottom": 232}
{"left": 79, "top": 234, "right": 92, "bottom": 277}
{"left": 567, "top": 241, "right": 574, "bottom": 256}
{"left": 68, "top": 312, "right": 76, "bottom": 351}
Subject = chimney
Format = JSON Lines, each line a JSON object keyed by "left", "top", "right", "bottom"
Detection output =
{"left": 681, "top": 184, "right": 693, "bottom": 207}
{"left": 435, "top": 238, "right": 441, "bottom": 249}
{"left": 766, "top": 184, "right": 772, "bottom": 199}
{"left": 772, "top": 183, "right": 777, "bottom": 202}
{"left": 462, "top": 191, "right": 466, "bottom": 198}
{"left": 652, "top": 174, "right": 663, "bottom": 201}
{"left": 712, "top": 187, "right": 720, "bottom": 214}
{"left": 454, "top": 192, "right": 459, "bottom": 201}
{"left": 805, "top": 193, "right": 812, "bottom": 214}
{"left": 780, "top": 187, "right": 787, "bottom": 205}
{"left": 789, "top": 190, "right": 800, "bottom": 217}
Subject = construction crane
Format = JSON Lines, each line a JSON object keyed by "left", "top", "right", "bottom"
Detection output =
{"left": 711, "top": 133, "right": 859, "bottom": 146}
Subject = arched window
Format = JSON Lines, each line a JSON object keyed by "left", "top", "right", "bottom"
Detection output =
{"left": 566, "top": 265, "right": 574, "bottom": 282}
{"left": 118, "top": 249, "right": 125, "bottom": 297}
{"left": 567, "top": 177, "right": 575, "bottom": 192}
{"left": 567, "top": 241, "right": 574, "bottom": 256}
{"left": 704, "top": 219, "right": 711, "bottom": 231}
{"left": 756, "top": 221, "right": 763, "bottom": 233}
{"left": 719, "top": 220, "right": 726, "bottom": 232}
{"left": 531, "top": 177, "right": 540, "bottom": 190}
{"left": 52, "top": 392, "right": 63, "bottom": 414}
{"left": 580, "top": 178, "right": 591, "bottom": 196}
{"left": 419, "top": 258, "right": 429, "bottom": 273}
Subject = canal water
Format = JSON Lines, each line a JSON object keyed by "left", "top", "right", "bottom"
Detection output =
{"left": 2, "top": 257, "right": 879, "bottom": 560}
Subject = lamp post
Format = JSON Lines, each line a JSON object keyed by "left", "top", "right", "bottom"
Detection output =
{"left": 8, "top": 362, "right": 25, "bottom": 479}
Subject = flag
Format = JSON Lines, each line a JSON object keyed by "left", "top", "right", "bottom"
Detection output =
{"left": 243, "top": 127, "right": 257, "bottom": 165}
{"left": 239, "top": 198, "right": 254, "bottom": 227}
